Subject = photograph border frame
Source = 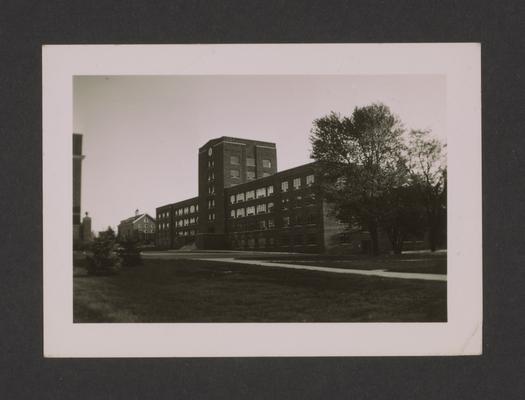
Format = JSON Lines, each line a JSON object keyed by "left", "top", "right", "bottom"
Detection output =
{"left": 42, "top": 43, "right": 482, "bottom": 358}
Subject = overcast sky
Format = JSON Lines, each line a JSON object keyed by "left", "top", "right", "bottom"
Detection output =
{"left": 73, "top": 75, "right": 446, "bottom": 232}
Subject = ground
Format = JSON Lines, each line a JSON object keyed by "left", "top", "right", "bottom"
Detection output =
{"left": 73, "top": 251, "right": 447, "bottom": 323}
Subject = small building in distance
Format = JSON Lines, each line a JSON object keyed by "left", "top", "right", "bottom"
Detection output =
{"left": 118, "top": 210, "right": 156, "bottom": 243}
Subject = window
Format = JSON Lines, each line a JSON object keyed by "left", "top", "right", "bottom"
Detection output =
{"left": 258, "top": 220, "right": 267, "bottom": 230}
{"left": 283, "top": 216, "right": 290, "bottom": 227}
{"left": 190, "top": 205, "right": 195, "bottom": 213}
{"left": 183, "top": 219, "right": 189, "bottom": 226}
{"left": 208, "top": 199, "right": 215, "bottom": 208}
{"left": 208, "top": 213, "right": 215, "bottom": 221}
{"left": 195, "top": 204, "right": 199, "bottom": 212}
{"left": 246, "top": 190, "right": 255, "bottom": 200}
{"left": 230, "top": 195, "right": 236, "bottom": 204}
{"left": 258, "top": 237, "right": 267, "bottom": 247}
{"left": 230, "top": 169, "right": 240, "bottom": 178}
{"left": 247, "top": 171, "right": 256, "bottom": 180}
{"left": 246, "top": 157, "right": 255, "bottom": 166}
{"left": 267, "top": 185, "right": 274, "bottom": 196}
{"left": 281, "top": 181, "right": 289, "bottom": 192}
{"left": 190, "top": 230, "right": 196, "bottom": 236}
{"left": 184, "top": 207, "right": 189, "bottom": 215}
{"left": 190, "top": 217, "right": 196, "bottom": 224}
{"left": 267, "top": 202, "right": 274, "bottom": 212}
{"left": 268, "top": 218, "right": 275, "bottom": 229}
{"left": 256, "top": 204, "right": 267, "bottom": 214}
{"left": 230, "top": 210, "right": 236, "bottom": 218}
{"left": 208, "top": 186, "right": 215, "bottom": 194}
{"left": 256, "top": 188, "right": 266, "bottom": 198}
{"left": 306, "top": 174, "right": 315, "bottom": 186}
{"left": 293, "top": 177, "right": 301, "bottom": 189}
{"left": 236, "top": 192, "right": 245, "bottom": 202}
{"left": 230, "top": 155, "right": 240, "bottom": 165}
{"left": 281, "top": 197, "right": 289, "bottom": 209}
{"left": 262, "top": 159, "right": 272, "bottom": 168}
{"left": 263, "top": 172, "right": 271, "bottom": 177}
{"left": 246, "top": 206, "right": 255, "bottom": 216}
{"left": 236, "top": 208, "right": 245, "bottom": 218}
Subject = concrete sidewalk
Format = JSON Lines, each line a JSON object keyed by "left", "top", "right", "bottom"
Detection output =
{"left": 200, "top": 257, "right": 447, "bottom": 282}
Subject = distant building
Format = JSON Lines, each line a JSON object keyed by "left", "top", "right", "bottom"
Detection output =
{"left": 81, "top": 212, "right": 93, "bottom": 242}
{"left": 118, "top": 210, "right": 156, "bottom": 243}
{"left": 73, "top": 134, "right": 85, "bottom": 241}
{"left": 156, "top": 136, "right": 371, "bottom": 253}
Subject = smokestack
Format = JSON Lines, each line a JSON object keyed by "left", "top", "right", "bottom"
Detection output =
{"left": 135, "top": 209, "right": 139, "bottom": 216}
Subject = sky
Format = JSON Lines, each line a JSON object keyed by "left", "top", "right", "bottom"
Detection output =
{"left": 73, "top": 75, "right": 446, "bottom": 232}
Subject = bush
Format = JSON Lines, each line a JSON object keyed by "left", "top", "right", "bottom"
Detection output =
{"left": 118, "top": 238, "right": 142, "bottom": 267}
{"left": 85, "top": 228, "right": 122, "bottom": 276}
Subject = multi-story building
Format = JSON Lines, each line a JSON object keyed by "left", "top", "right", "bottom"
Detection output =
{"left": 156, "top": 136, "right": 366, "bottom": 253}
{"left": 118, "top": 211, "right": 156, "bottom": 243}
{"left": 156, "top": 197, "right": 199, "bottom": 249}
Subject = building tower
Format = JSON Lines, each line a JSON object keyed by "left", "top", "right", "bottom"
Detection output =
{"left": 73, "top": 133, "right": 85, "bottom": 241}
{"left": 196, "top": 137, "right": 277, "bottom": 249}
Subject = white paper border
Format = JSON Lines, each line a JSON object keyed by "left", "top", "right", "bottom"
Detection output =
{"left": 43, "top": 44, "right": 481, "bottom": 357}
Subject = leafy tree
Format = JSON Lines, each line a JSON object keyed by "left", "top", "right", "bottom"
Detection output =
{"left": 379, "top": 185, "right": 426, "bottom": 254}
{"left": 310, "top": 103, "right": 408, "bottom": 254}
{"left": 85, "top": 227, "right": 122, "bottom": 275}
{"left": 407, "top": 130, "right": 447, "bottom": 251}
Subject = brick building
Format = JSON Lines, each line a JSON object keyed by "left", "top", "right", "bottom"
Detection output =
{"left": 156, "top": 136, "right": 368, "bottom": 253}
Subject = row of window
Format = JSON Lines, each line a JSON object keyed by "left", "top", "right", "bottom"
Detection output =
{"left": 158, "top": 216, "right": 199, "bottom": 230}
{"left": 226, "top": 174, "right": 315, "bottom": 205}
{"left": 158, "top": 204, "right": 198, "bottom": 219}
{"left": 175, "top": 230, "right": 196, "bottom": 237}
{"left": 281, "top": 174, "right": 315, "bottom": 192}
{"left": 229, "top": 169, "right": 272, "bottom": 180}
{"left": 229, "top": 213, "right": 317, "bottom": 231}
{"left": 230, "top": 155, "right": 272, "bottom": 169}
{"left": 229, "top": 185, "right": 274, "bottom": 204}
{"left": 230, "top": 202, "right": 275, "bottom": 218}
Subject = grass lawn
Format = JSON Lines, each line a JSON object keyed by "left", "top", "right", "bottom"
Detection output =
{"left": 237, "top": 252, "right": 447, "bottom": 275}
{"left": 74, "top": 258, "right": 446, "bottom": 323}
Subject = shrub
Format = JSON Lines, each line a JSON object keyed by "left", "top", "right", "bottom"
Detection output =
{"left": 118, "top": 238, "right": 142, "bottom": 267}
{"left": 85, "top": 228, "right": 122, "bottom": 276}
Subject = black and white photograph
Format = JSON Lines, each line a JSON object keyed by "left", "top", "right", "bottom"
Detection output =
{"left": 43, "top": 44, "right": 481, "bottom": 357}
{"left": 72, "top": 74, "right": 447, "bottom": 323}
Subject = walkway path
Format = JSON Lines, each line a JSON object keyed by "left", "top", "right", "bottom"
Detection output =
{"left": 199, "top": 257, "right": 447, "bottom": 282}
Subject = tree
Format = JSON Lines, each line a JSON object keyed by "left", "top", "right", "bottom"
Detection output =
{"left": 85, "top": 226, "right": 122, "bottom": 275}
{"left": 378, "top": 184, "right": 426, "bottom": 254}
{"left": 407, "top": 130, "right": 447, "bottom": 251}
{"left": 310, "top": 103, "right": 408, "bottom": 255}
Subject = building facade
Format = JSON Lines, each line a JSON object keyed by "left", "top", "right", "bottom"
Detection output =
{"left": 156, "top": 197, "right": 199, "bottom": 249}
{"left": 156, "top": 136, "right": 367, "bottom": 253}
{"left": 118, "top": 211, "right": 156, "bottom": 243}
